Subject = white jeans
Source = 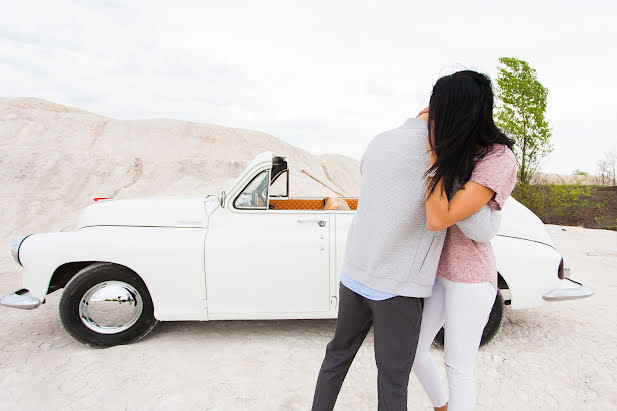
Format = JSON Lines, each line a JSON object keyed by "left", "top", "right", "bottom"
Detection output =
{"left": 412, "top": 276, "right": 496, "bottom": 411}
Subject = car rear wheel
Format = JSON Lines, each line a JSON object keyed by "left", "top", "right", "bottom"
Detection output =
{"left": 433, "top": 290, "right": 504, "bottom": 348}
{"left": 59, "top": 262, "right": 158, "bottom": 347}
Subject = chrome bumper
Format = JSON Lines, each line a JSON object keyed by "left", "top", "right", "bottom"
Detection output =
{"left": 542, "top": 278, "right": 594, "bottom": 301}
{"left": 1, "top": 289, "right": 41, "bottom": 310}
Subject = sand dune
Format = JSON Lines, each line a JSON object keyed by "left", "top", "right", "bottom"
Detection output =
{"left": 0, "top": 97, "right": 361, "bottom": 251}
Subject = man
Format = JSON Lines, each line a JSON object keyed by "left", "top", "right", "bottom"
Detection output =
{"left": 311, "top": 111, "right": 501, "bottom": 410}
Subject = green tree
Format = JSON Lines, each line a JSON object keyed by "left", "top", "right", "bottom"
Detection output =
{"left": 495, "top": 57, "right": 552, "bottom": 186}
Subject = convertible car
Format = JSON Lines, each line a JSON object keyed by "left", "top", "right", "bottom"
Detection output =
{"left": 2, "top": 151, "right": 594, "bottom": 347}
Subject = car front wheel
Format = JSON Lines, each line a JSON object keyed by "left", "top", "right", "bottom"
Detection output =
{"left": 59, "top": 262, "right": 158, "bottom": 347}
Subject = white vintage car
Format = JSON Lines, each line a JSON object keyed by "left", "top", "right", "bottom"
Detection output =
{"left": 2, "top": 151, "right": 594, "bottom": 347}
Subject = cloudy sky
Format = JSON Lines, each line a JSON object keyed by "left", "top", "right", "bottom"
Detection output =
{"left": 1, "top": 0, "right": 616, "bottom": 174}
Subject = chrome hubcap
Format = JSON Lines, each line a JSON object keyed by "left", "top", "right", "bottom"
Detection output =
{"left": 79, "top": 281, "right": 143, "bottom": 334}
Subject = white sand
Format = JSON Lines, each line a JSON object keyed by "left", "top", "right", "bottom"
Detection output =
{"left": 1, "top": 98, "right": 615, "bottom": 409}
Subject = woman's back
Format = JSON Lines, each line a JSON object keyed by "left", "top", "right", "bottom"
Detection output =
{"left": 435, "top": 143, "right": 518, "bottom": 292}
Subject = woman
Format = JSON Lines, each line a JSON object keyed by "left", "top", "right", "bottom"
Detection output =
{"left": 412, "top": 70, "right": 518, "bottom": 411}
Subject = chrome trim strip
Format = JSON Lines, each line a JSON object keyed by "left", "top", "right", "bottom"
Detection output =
{"left": 495, "top": 234, "right": 556, "bottom": 250}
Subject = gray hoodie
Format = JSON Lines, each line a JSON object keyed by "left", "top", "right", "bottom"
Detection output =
{"left": 340, "top": 118, "right": 500, "bottom": 297}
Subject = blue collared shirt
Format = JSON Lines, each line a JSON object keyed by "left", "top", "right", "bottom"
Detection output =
{"left": 339, "top": 272, "right": 397, "bottom": 301}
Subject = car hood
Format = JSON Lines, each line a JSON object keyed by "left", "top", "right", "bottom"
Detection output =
{"left": 498, "top": 197, "right": 556, "bottom": 248}
{"left": 77, "top": 196, "right": 210, "bottom": 229}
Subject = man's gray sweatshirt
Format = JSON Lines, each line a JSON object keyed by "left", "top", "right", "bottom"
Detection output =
{"left": 340, "top": 118, "right": 501, "bottom": 297}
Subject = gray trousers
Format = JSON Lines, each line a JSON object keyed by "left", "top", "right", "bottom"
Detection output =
{"left": 311, "top": 282, "right": 423, "bottom": 411}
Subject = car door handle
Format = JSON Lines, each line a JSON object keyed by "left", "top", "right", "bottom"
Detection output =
{"left": 297, "top": 218, "right": 326, "bottom": 227}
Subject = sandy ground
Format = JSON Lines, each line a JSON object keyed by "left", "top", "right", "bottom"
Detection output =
{"left": 0, "top": 224, "right": 615, "bottom": 410}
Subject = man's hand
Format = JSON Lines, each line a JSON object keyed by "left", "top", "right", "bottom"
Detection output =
{"left": 416, "top": 107, "right": 429, "bottom": 122}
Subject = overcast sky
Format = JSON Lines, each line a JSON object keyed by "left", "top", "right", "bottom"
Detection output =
{"left": 1, "top": 0, "right": 616, "bottom": 174}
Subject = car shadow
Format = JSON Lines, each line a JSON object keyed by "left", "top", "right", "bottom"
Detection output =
{"left": 146, "top": 318, "right": 339, "bottom": 343}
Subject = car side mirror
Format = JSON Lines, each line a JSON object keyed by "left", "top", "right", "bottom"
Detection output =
{"left": 219, "top": 191, "right": 226, "bottom": 208}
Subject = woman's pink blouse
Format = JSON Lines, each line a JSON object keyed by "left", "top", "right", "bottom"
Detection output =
{"left": 435, "top": 144, "right": 518, "bottom": 292}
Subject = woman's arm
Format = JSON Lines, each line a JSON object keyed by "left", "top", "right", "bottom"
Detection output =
{"left": 425, "top": 138, "right": 496, "bottom": 231}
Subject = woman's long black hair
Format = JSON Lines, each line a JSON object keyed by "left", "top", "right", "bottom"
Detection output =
{"left": 425, "top": 70, "right": 515, "bottom": 198}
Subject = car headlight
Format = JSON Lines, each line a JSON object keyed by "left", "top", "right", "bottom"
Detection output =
{"left": 11, "top": 234, "right": 32, "bottom": 267}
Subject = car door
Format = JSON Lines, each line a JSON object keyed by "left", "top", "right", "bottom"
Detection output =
{"left": 205, "top": 168, "right": 331, "bottom": 317}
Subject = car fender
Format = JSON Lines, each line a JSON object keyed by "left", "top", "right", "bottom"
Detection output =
{"left": 492, "top": 235, "right": 562, "bottom": 309}
{"left": 18, "top": 226, "right": 208, "bottom": 321}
